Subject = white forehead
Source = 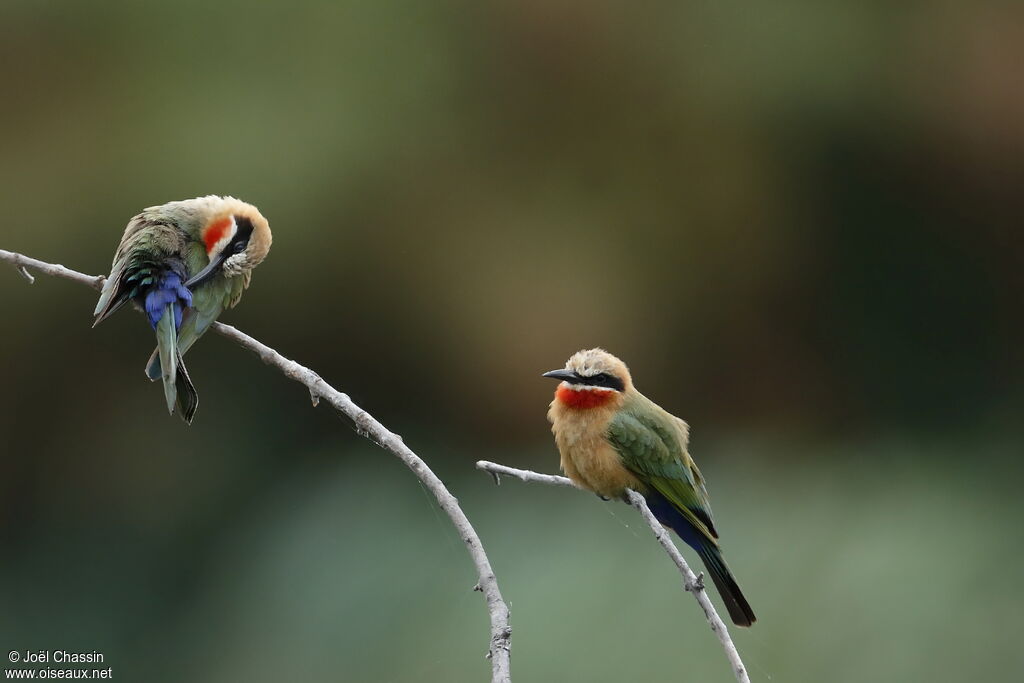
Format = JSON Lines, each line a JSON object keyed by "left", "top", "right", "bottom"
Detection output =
{"left": 565, "top": 348, "right": 621, "bottom": 376}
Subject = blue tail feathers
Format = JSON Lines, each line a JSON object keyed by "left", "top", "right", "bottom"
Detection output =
{"left": 644, "top": 490, "right": 708, "bottom": 551}
{"left": 144, "top": 272, "right": 192, "bottom": 330}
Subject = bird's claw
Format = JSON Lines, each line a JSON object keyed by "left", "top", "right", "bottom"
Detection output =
{"left": 686, "top": 572, "right": 705, "bottom": 592}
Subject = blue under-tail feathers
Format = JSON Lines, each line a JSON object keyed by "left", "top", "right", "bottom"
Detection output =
{"left": 143, "top": 272, "right": 192, "bottom": 330}
{"left": 644, "top": 490, "right": 710, "bottom": 551}
{"left": 644, "top": 489, "right": 757, "bottom": 627}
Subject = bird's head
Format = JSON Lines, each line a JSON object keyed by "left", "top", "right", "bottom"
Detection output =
{"left": 543, "top": 348, "right": 632, "bottom": 409}
{"left": 157, "top": 196, "right": 272, "bottom": 288}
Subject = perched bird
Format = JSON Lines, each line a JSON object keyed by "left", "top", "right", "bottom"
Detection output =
{"left": 93, "top": 196, "right": 272, "bottom": 423}
{"left": 544, "top": 348, "right": 756, "bottom": 627}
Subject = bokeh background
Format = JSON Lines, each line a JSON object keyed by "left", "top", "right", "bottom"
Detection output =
{"left": 2, "top": 1, "right": 1023, "bottom": 681}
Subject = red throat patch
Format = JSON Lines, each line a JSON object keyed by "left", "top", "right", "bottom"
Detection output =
{"left": 203, "top": 217, "right": 233, "bottom": 253}
{"left": 555, "top": 385, "right": 617, "bottom": 409}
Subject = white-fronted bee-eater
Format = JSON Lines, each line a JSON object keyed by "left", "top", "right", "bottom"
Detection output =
{"left": 93, "top": 196, "right": 272, "bottom": 424}
{"left": 544, "top": 348, "right": 756, "bottom": 626}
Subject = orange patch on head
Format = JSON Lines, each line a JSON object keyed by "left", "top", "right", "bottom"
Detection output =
{"left": 203, "top": 217, "right": 233, "bottom": 253}
{"left": 556, "top": 385, "right": 617, "bottom": 409}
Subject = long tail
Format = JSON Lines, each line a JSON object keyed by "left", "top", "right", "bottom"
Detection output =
{"left": 695, "top": 542, "right": 757, "bottom": 627}
{"left": 644, "top": 490, "right": 756, "bottom": 627}
{"left": 154, "top": 305, "right": 199, "bottom": 424}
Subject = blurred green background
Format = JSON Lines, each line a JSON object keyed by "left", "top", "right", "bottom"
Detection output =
{"left": 2, "top": 1, "right": 1023, "bottom": 681}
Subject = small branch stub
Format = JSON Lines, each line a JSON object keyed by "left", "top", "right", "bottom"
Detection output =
{"left": 0, "top": 249, "right": 105, "bottom": 291}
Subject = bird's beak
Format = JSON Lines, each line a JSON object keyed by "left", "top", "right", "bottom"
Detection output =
{"left": 185, "top": 250, "right": 230, "bottom": 288}
{"left": 542, "top": 369, "right": 579, "bottom": 382}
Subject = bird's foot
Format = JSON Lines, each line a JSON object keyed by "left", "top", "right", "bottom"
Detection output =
{"left": 686, "top": 572, "right": 705, "bottom": 592}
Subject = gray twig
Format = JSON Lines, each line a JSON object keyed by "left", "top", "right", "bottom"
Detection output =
{"left": 0, "top": 249, "right": 106, "bottom": 290}
{"left": 1, "top": 248, "right": 512, "bottom": 683}
{"left": 475, "top": 460, "right": 750, "bottom": 683}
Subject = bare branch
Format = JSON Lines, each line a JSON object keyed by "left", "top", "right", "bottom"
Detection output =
{"left": 0, "top": 249, "right": 105, "bottom": 290}
{"left": 1, "top": 249, "right": 512, "bottom": 683}
{"left": 475, "top": 460, "right": 750, "bottom": 683}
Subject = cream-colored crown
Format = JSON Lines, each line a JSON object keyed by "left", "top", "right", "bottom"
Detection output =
{"left": 564, "top": 348, "right": 633, "bottom": 389}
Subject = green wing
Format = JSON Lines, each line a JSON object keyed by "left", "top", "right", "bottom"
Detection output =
{"left": 178, "top": 285, "right": 229, "bottom": 351}
{"left": 607, "top": 397, "right": 719, "bottom": 544}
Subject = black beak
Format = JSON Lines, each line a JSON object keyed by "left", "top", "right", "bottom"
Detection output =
{"left": 542, "top": 369, "right": 579, "bottom": 382}
{"left": 185, "top": 250, "right": 230, "bottom": 288}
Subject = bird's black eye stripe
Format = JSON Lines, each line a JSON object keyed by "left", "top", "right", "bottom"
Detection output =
{"left": 230, "top": 216, "right": 255, "bottom": 254}
{"left": 579, "top": 372, "right": 625, "bottom": 392}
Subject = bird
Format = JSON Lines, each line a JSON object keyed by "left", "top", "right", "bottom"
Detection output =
{"left": 544, "top": 348, "right": 756, "bottom": 627}
{"left": 93, "top": 196, "right": 272, "bottom": 423}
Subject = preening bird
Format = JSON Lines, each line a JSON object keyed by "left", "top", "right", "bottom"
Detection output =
{"left": 93, "top": 196, "right": 272, "bottom": 423}
{"left": 544, "top": 348, "right": 756, "bottom": 627}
